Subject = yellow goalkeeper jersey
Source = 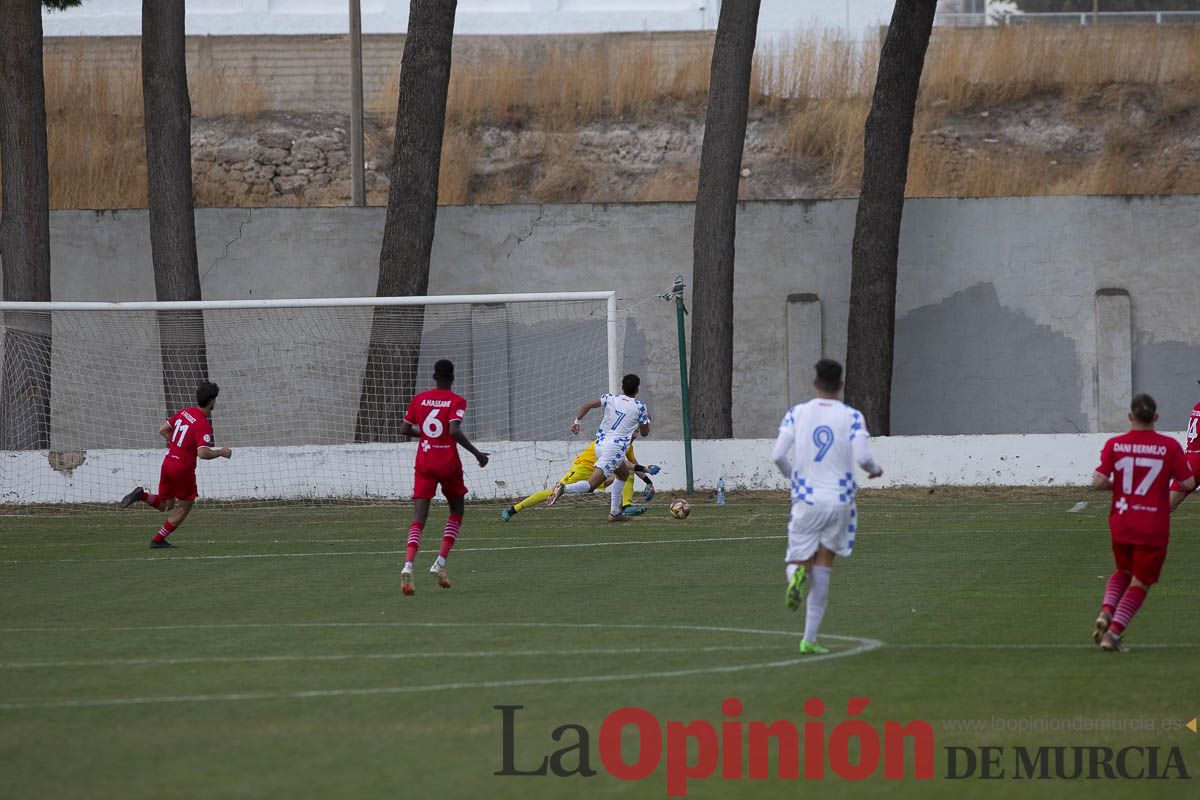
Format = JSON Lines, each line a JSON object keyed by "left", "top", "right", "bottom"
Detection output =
{"left": 573, "top": 441, "right": 636, "bottom": 470}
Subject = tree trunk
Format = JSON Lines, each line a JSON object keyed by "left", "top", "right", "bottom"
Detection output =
{"left": 143, "top": 0, "right": 208, "bottom": 418}
{"left": 844, "top": 0, "right": 936, "bottom": 436}
{"left": 355, "top": 0, "right": 457, "bottom": 443}
{"left": 0, "top": 0, "right": 52, "bottom": 450}
{"left": 688, "top": 0, "right": 761, "bottom": 440}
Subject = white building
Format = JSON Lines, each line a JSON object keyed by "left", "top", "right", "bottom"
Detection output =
{"left": 42, "top": 0, "right": 897, "bottom": 38}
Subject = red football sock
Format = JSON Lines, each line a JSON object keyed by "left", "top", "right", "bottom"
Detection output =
{"left": 1109, "top": 585, "right": 1147, "bottom": 636}
{"left": 439, "top": 514, "right": 462, "bottom": 559}
{"left": 1101, "top": 570, "right": 1131, "bottom": 615}
{"left": 152, "top": 520, "right": 177, "bottom": 543}
{"left": 406, "top": 521, "right": 424, "bottom": 563}
{"left": 142, "top": 493, "right": 163, "bottom": 510}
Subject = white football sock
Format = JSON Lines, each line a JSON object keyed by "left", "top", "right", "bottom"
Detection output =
{"left": 610, "top": 479, "right": 625, "bottom": 515}
{"left": 564, "top": 480, "right": 592, "bottom": 494}
{"left": 786, "top": 563, "right": 800, "bottom": 583}
{"left": 434, "top": 555, "right": 446, "bottom": 567}
{"left": 803, "top": 566, "right": 832, "bottom": 643}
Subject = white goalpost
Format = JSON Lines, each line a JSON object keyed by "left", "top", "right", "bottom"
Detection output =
{"left": 0, "top": 292, "right": 622, "bottom": 509}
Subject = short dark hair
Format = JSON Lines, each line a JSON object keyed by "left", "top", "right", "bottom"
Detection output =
{"left": 433, "top": 359, "right": 455, "bottom": 382}
{"left": 814, "top": 359, "right": 843, "bottom": 392}
{"left": 622, "top": 374, "right": 640, "bottom": 396}
{"left": 196, "top": 381, "right": 220, "bottom": 408}
{"left": 1131, "top": 393, "right": 1157, "bottom": 424}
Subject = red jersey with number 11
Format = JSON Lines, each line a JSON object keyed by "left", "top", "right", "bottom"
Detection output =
{"left": 405, "top": 388, "right": 467, "bottom": 473}
{"left": 165, "top": 407, "right": 214, "bottom": 471}
{"left": 1095, "top": 429, "right": 1190, "bottom": 547}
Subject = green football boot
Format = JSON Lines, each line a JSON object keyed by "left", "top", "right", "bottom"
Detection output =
{"left": 799, "top": 639, "right": 830, "bottom": 655}
{"left": 785, "top": 568, "right": 808, "bottom": 611}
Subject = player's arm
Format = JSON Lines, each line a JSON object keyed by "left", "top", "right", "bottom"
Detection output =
{"left": 158, "top": 422, "right": 172, "bottom": 442}
{"left": 570, "top": 399, "right": 602, "bottom": 435}
{"left": 637, "top": 402, "right": 650, "bottom": 438}
{"left": 771, "top": 420, "right": 794, "bottom": 478}
{"left": 1091, "top": 471, "right": 1112, "bottom": 490}
{"left": 198, "top": 446, "right": 232, "bottom": 460}
{"left": 851, "top": 435, "right": 883, "bottom": 479}
{"left": 449, "top": 420, "right": 489, "bottom": 468}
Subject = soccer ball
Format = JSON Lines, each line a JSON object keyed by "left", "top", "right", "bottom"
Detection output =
{"left": 670, "top": 499, "right": 690, "bottom": 519}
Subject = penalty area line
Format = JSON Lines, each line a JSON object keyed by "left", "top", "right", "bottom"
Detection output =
{"left": 0, "top": 629, "right": 883, "bottom": 711}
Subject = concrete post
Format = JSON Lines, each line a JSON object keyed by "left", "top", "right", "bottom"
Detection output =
{"left": 1095, "top": 288, "right": 1132, "bottom": 432}
{"left": 786, "top": 293, "right": 822, "bottom": 407}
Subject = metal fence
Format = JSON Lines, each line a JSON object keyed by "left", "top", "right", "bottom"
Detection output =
{"left": 936, "top": 11, "right": 1200, "bottom": 27}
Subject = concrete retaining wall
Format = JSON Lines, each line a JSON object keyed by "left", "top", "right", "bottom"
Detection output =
{"left": 0, "top": 432, "right": 1167, "bottom": 505}
{"left": 42, "top": 1, "right": 894, "bottom": 37}
{"left": 8, "top": 196, "right": 1198, "bottom": 440}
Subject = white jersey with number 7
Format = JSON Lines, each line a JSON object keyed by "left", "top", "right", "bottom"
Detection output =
{"left": 594, "top": 393, "right": 649, "bottom": 450}
{"left": 773, "top": 399, "right": 879, "bottom": 506}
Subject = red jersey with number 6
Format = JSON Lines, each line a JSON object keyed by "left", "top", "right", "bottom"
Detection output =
{"left": 1095, "top": 429, "right": 1191, "bottom": 547}
{"left": 405, "top": 388, "right": 467, "bottom": 474}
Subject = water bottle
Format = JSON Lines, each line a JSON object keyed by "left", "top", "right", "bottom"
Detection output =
{"left": 716, "top": 478, "right": 726, "bottom": 506}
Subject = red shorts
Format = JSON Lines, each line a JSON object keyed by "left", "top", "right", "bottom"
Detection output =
{"left": 1112, "top": 541, "right": 1168, "bottom": 585}
{"left": 158, "top": 458, "right": 198, "bottom": 502}
{"left": 1168, "top": 452, "right": 1200, "bottom": 494}
{"left": 413, "top": 466, "right": 467, "bottom": 500}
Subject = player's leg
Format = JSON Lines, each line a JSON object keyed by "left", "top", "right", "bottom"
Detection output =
{"left": 430, "top": 481, "right": 466, "bottom": 589}
{"left": 508, "top": 462, "right": 589, "bottom": 518}
{"left": 548, "top": 466, "right": 606, "bottom": 505}
{"left": 618, "top": 462, "right": 644, "bottom": 516}
{"left": 800, "top": 545, "right": 837, "bottom": 654}
{"left": 149, "top": 465, "right": 195, "bottom": 548}
{"left": 1095, "top": 542, "right": 1133, "bottom": 644}
{"left": 1102, "top": 546, "right": 1165, "bottom": 652}
{"left": 151, "top": 499, "right": 192, "bottom": 548}
{"left": 403, "top": 472, "right": 436, "bottom": 595}
{"left": 606, "top": 461, "right": 633, "bottom": 521}
{"left": 506, "top": 488, "right": 553, "bottom": 520}
{"left": 785, "top": 503, "right": 817, "bottom": 612}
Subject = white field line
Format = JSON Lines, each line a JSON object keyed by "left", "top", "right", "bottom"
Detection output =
{"left": 0, "top": 526, "right": 1098, "bottom": 551}
{"left": 886, "top": 642, "right": 1200, "bottom": 650}
{"left": 0, "top": 523, "right": 1110, "bottom": 564}
{"left": 0, "top": 621, "right": 817, "bottom": 635}
{"left": 0, "top": 644, "right": 783, "bottom": 670}
{"left": 0, "top": 535, "right": 781, "bottom": 564}
{"left": 0, "top": 627, "right": 883, "bottom": 711}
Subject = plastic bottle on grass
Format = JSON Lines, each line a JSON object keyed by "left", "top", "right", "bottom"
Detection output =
{"left": 716, "top": 478, "right": 726, "bottom": 506}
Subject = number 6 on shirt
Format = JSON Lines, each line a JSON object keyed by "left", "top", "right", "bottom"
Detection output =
{"left": 423, "top": 409, "right": 444, "bottom": 439}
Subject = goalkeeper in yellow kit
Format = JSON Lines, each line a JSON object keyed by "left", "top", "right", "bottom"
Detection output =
{"left": 502, "top": 441, "right": 659, "bottom": 521}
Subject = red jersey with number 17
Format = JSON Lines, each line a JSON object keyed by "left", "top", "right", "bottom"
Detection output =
{"left": 1095, "top": 429, "right": 1190, "bottom": 547}
{"left": 404, "top": 388, "right": 467, "bottom": 473}
{"left": 165, "top": 407, "right": 214, "bottom": 471}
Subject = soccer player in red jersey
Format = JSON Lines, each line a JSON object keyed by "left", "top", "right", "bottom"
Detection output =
{"left": 1168, "top": 391, "right": 1200, "bottom": 511}
{"left": 1091, "top": 394, "right": 1194, "bottom": 652}
{"left": 118, "top": 381, "right": 232, "bottom": 548}
{"left": 397, "top": 359, "right": 489, "bottom": 596}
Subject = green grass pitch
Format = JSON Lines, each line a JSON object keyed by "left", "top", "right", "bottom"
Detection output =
{"left": 2, "top": 489, "right": 1198, "bottom": 799}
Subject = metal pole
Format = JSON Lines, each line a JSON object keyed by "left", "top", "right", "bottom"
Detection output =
{"left": 606, "top": 293, "right": 619, "bottom": 394}
{"left": 671, "top": 276, "right": 695, "bottom": 496}
{"left": 349, "top": 0, "right": 366, "bottom": 207}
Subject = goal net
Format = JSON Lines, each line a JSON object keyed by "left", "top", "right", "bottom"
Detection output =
{"left": 0, "top": 293, "right": 623, "bottom": 510}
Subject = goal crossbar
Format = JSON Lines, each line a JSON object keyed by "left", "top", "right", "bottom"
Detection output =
{"left": 0, "top": 292, "right": 621, "bottom": 393}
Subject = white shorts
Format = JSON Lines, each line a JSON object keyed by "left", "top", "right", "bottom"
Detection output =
{"left": 594, "top": 442, "right": 628, "bottom": 478}
{"left": 785, "top": 501, "right": 856, "bottom": 562}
